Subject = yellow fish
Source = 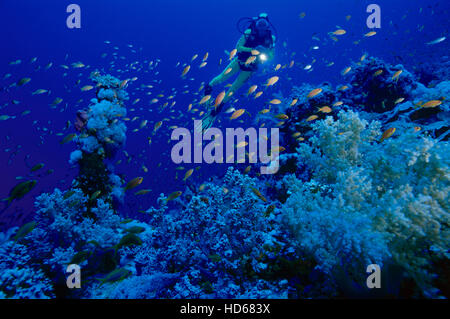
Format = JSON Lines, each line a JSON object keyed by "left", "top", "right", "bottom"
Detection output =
{"left": 245, "top": 56, "right": 257, "bottom": 65}
{"left": 306, "top": 115, "right": 318, "bottom": 122}
{"left": 166, "top": 191, "right": 182, "bottom": 202}
{"left": 214, "top": 91, "right": 226, "bottom": 108}
{"left": 181, "top": 65, "right": 191, "bottom": 77}
{"left": 183, "top": 169, "right": 194, "bottom": 181}
{"left": 364, "top": 31, "right": 377, "bottom": 37}
{"left": 230, "top": 109, "right": 245, "bottom": 120}
{"left": 247, "top": 85, "right": 258, "bottom": 96}
{"left": 229, "top": 49, "right": 237, "bottom": 60}
{"left": 236, "top": 141, "right": 248, "bottom": 148}
{"left": 266, "top": 76, "right": 279, "bottom": 87}
{"left": 392, "top": 70, "right": 403, "bottom": 81}
{"left": 373, "top": 69, "right": 383, "bottom": 77}
{"left": 154, "top": 121, "right": 163, "bottom": 132}
{"left": 81, "top": 85, "right": 94, "bottom": 91}
{"left": 290, "top": 98, "right": 298, "bottom": 106}
{"left": 275, "top": 114, "right": 289, "bottom": 120}
{"left": 379, "top": 127, "right": 396, "bottom": 142}
{"left": 332, "top": 29, "right": 346, "bottom": 35}
{"left": 341, "top": 67, "right": 351, "bottom": 75}
{"left": 307, "top": 88, "right": 322, "bottom": 98}
{"left": 124, "top": 177, "right": 143, "bottom": 191}
{"left": 421, "top": 100, "right": 442, "bottom": 108}
{"left": 250, "top": 187, "right": 267, "bottom": 202}
{"left": 318, "top": 106, "right": 332, "bottom": 113}
{"left": 270, "top": 99, "right": 282, "bottom": 105}
{"left": 199, "top": 95, "right": 211, "bottom": 105}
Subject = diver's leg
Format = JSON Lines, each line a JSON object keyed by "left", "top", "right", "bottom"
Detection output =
{"left": 222, "top": 70, "right": 253, "bottom": 104}
{"left": 198, "top": 64, "right": 250, "bottom": 134}
{"left": 209, "top": 59, "right": 240, "bottom": 87}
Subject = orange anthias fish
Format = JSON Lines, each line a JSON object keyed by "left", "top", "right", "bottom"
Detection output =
{"left": 250, "top": 187, "right": 267, "bottom": 202}
{"left": 166, "top": 191, "right": 182, "bottom": 202}
{"left": 341, "top": 67, "right": 351, "bottom": 75}
{"left": 181, "top": 65, "right": 191, "bottom": 77}
{"left": 154, "top": 121, "right": 163, "bottom": 132}
{"left": 332, "top": 29, "right": 346, "bottom": 35}
{"left": 229, "top": 49, "right": 237, "bottom": 60}
{"left": 270, "top": 99, "right": 282, "bottom": 105}
{"left": 245, "top": 56, "right": 257, "bottom": 65}
{"left": 247, "top": 85, "right": 258, "bottom": 96}
{"left": 421, "top": 100, "right": 442, "bottom": 108}
{"left": 230, "top": 109, "right": 245, "bottom": 120}
{"left": 392, "top": 70, "right": 403, "bottom": 81}
{"left": 373, "top": 69, "right": 383, "bottom": 77}
{"left": 199, "top": 95, "right": 211, "bottom": 105}
{"left": 318, "top": 106, "right": 332, "bottom": 113}
{"left": 124, "top": 177, "right": 143, "bottom": 191}
{"left": 307, "top": 88, "right": 322, "bottom": 98}
{"left": 266, "top": 76, "right": 279, "bottom": 87}
{"left": 290, "top": 98, "right": 298, "bottom": 106}
{"left": 275, "top": 114, "right": 289, "bottom": 120}
{"left": 214, "top": 91, "right": 226, "bottom": 108}
{"left": 379, "top": 127, "right": 396, "bottom": 142}
{"left": 306, "top": 115, "right": 318, "bottom": 122}
{"left": 183, "top": 169, "right": 194, "bottom": 181}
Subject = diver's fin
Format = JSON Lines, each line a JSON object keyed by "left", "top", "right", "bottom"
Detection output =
{"left": 196, "top": 111, "right": 217, "bottom": 134}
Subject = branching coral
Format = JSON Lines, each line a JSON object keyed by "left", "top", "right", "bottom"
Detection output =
{"left": 71, "top": 73, "right": 129, "bottom": 202}
{"left": 342, "top": 56, "right": 417, "bottom": 112}
{"left": 106, "top": 167, "right": 301, "bottom": 299}
{"left": 0, "top": 241, "right": 54, "bottom": 298}
{"left": 283, "top": 110, "right": 449, "bottom": 297}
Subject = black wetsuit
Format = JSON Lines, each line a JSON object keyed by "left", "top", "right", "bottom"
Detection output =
{"left": 237, "top": 29, "right": 273, "bottom": 71}
{"left": 209, "top": 29, "right": 273, "bottom": 118}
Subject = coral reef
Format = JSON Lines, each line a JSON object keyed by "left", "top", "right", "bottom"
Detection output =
{"left": 93, "top": 167, "right": 305, "bottom": 299}
{"left": 72, "top": 73, "right": 128, "bottom": 203}
{"left": 0, "top": 57, "right": 448, "bottom": 299}
{"left": 283, "top": 110, "right": 449, "bottom": 297}
{"left": 341, "top": 56, "right": 417, "bottom": 113}
{"left": 0, "top": 239, "right": 54, "bottom": 299}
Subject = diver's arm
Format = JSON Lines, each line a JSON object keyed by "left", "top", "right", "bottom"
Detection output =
{"left": 236, "top": 34, "right": 253, "bottom": 53}
{"left": 266, "top": 35, "right": 276, "bottom": 60}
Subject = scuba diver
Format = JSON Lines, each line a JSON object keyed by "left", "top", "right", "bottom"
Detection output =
{"left": 198, "top": 13, "right": 276, "bottom": 133}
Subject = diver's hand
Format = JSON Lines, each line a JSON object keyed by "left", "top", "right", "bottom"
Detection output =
{"left": 255, "top": 46, "right": 269, "bottom": 63}
{"left": 255, "top": 45, "right": 267, "bottom": 54}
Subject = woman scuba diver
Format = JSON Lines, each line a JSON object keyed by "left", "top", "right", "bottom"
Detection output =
{"left": 198, "top": 13, "right": 276, "bottom": 133}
